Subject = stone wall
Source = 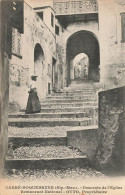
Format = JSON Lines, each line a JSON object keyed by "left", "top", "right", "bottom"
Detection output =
{"left": 55, "top": 18, "right": 64, "bottom": 90}
{"left": 0, "top": 53, "right": 9, "bottom": 177}
{"left": 67, "top": 127, "right": 98, "bottom": 161}
{"left": 0, "top": 0, "right": 9, "bottom": 176}
{"left": 9, "top": 2, "right": 57, "bottom": 111}
{"left": 96, "top": 86, "right": 125, "bottom": 175}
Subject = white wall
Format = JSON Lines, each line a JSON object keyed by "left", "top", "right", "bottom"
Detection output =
{"left": 98, "top": 0, "right": 125, "bottom": 88}
{"left": 43, "top": 7, "right": 55, "bottom": 35}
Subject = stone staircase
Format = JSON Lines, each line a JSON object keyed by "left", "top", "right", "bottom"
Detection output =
{"left": 5, "top": 84, "right": 99, "bottom": 178}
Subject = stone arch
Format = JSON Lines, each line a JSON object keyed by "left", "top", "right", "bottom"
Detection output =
{"left": 66, "top": 30, "right": 100, "bottom": 86}
{"left": 65, "top": 28, "right": 99, "bottom": 45}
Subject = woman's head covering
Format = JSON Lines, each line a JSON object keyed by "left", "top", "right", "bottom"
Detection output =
{"left": 31, "top": 75, "right": 38, "bottom": 80}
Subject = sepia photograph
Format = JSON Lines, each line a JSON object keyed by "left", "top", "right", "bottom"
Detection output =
{"left": 0, "top": 0, "right": 125, "bottom": 194}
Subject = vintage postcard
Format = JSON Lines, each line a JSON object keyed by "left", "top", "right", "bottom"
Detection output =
{"left": 0, "top": 0, "right": 125, "bottom": 194}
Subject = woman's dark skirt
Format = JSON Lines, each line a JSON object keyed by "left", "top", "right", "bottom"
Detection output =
{"left": 26, "top": 89, "right": 41, "bottom": 114}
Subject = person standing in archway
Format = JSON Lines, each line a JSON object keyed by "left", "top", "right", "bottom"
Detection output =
{"left": 84, "top": 65, "right": 88, "bottom": 78}
{"left": 78, "top": 63, "right": 81, "bottom": 78}
{"left": 26, "top": 75, "right": 41, "bottom": 114}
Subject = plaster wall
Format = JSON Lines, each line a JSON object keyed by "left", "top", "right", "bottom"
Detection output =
{"left": 9, "top": 2, "right": 56, "bottom": 110}
{"left": 98, "top": 0, "right": 125, "bottom": 88}
{"left": 41, "top": 7, "right": 55, "bottom": 35}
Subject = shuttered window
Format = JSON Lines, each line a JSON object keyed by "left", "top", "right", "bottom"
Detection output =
{"left": 12, "top": 27, "right": 22, "bottom": 57}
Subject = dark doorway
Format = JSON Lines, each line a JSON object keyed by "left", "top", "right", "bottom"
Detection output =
{"left": 34, "top": 43, "right": 45, "bottom": 99}
{"left": 34, "top": 43, "right": 44, "bottom": 74}
{"left": 48, "top": 83, "right": 51, "bottom": 94}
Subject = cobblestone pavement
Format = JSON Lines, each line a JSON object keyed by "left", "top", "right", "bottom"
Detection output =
{"left": 5, "top": 168, "right": 105, "bottom": 182}
{"left": 7, "top": 146, "right": 85, "bottom": 159}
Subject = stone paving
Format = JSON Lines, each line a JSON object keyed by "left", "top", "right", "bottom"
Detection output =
{"left": 5, "top": 168, "right": 105, "bottom": 181}
{"left": 7, "top": 146, "right": 85, "bottom": 159}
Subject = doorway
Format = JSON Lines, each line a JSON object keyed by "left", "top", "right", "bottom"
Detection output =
{"left": 52, "top": 57, "right": 56, "bottom": 91}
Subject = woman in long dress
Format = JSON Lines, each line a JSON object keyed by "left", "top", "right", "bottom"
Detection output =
{"left": 26, "top": 75, "right": 41, "bottom": 114}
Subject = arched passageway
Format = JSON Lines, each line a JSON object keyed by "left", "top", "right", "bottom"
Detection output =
{"left": 34, "top": 43, "right": 45, "bottom": 100}
{"left": 70, "top": 53, "right": 89, "bottom": 82}
{"left": 66, "top": 31, "right": 100, "bottom": 86}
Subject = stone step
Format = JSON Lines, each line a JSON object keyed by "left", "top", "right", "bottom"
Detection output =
{"left": 46, "top": 96, "right": 97, "bottom": 100}
{"left": 8, "top": 136, "right": 67, "bottom": 148}
{"left": 41, "top": 102, "right": 97, "bottom": 108}
{"left": 40, "top": 106, "right": 97, "bottom": 113}
{"left": 62, "top": 89, "right": 95, "bottom": 92}
{"left": 43, "top": 99, "right": 97, "bottom": 103}
{"left": 8, "top": 125, "right": 99, "bottom": 138}
{"left": 65, "top": 87, "right": 96, "bottom": 90}
{"left": 62, "top": 91, "right": 95, "bottom": 94}
{"left": 9, "top": 110, "right": 96, "bottom": 119}
{"left": 8, "top": 126, "right": 99, "bottom": 149}
{"left": 67, "top": 125, "right": 98, "bottom": 132}
{"left": 20, "top": 106, "right": 98, "bottom": 114}
{"left": 51, "top": 92, "right": 95, "bottom": 96}
{"left": 5, "top": 146, "right": 88, "bottom": 170}
{"left": 8, "top": 117, "right": 96, "bottom": 127}
{"left": 46, "top": 97, "right": 97, "bottom": 101}
{"left": 8, "top": 126, "right": 70, "bottom": 138}
{"left": 68, "top": 85, "right": 96, "bottom": 89}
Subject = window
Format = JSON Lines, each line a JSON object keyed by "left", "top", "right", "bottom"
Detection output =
{"left": 55, "top": 25, "right": 59, "bottom": 35}
{"left": 51, "top": 13, "right": 54, "bottom": 27}
{"left": 121, "top": 13, "right": 125, "bottom": 42}
{"left": 12, "top": 28, "right": 22, "bottom": 57}
{"left": 37, "top": 12, "right": 43, "bottom": 20}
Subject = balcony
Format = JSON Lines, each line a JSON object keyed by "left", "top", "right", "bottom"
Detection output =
{"left": 54, "top": 0, "right": 98, "bottom": 15}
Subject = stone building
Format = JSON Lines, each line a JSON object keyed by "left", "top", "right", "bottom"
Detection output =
{"left": 8, "top": 0, "right": 125, "bottom": 110}
{"left": 54, "top": 0, "right": 125, "bottom": 87}
{"left": 9, "top": 1, "right": 57, "bottom": 109}
{"left": 0, "top": 0, "right": 125, "bottom": 179}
